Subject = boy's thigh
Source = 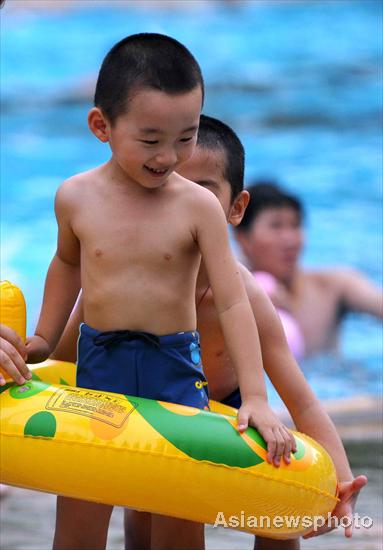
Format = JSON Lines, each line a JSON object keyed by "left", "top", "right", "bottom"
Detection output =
{"left": 54, "top": 496, "right": 113, "bottom": 550}
{"left": 151, "top": 513, "right": 205, "bottom": 550}
{"left": 124, "top": 509, "right": 204, "bottom": 550}
{"left": 124, "top": 509, "right": 151, "bottom": 550}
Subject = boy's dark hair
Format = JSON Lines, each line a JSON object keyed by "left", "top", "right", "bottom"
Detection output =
{"left": 94, "top": 33, "right": 204, "bottom": 124}
{"left": 236, "top": 181, "right": 304, "bottom": 232}
{"left": 197, "top": 115, "right": 245, "bottom": 202}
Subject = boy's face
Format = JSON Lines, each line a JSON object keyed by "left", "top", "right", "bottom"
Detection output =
{"left": 93, "top": 87, "right": 202, "bottom": 189}
{"left": 177, "top": 146, "right": 234, "bottom": 218}
{"left": 238, "top": 207, "right": 304, "bottom": 279}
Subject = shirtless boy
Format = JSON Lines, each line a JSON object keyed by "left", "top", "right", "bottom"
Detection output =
{"left": 19, "top": 34, "right": 294, "bottom": 550}
{"left": 234, "top": 182, "right": 383, "bottom": 356}
{"left": 123, "top": 116, "right": 367, "bottom": 550}
{"left": 0, "top": 115, "right": 367, "bottom": 549}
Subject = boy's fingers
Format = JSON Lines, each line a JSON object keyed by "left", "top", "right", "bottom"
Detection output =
{"left": 280, "top": 427, "right": 292, "bottom": 463}
{"left": 345, "top": 519, "right": 353, "bottom": 538}
{"left": 263, "top": 430, "right": 276, "bottom": 463}
{"left": 353, "top": 475, "right": 368, "bottom": 491}
{"left": 272, "top": 429, "right": 285, "bottom": 466}
{"left": 237, "top": 409, "right": 249, "bottom": 432}
{"left": 0, "top": 338, "right": 31, "bottom": 379}
{"left": 0, "top": 349, "right": 26, "bottom": 385}
{"left": 0, "top": 324, "right": 26, "bottom": 356}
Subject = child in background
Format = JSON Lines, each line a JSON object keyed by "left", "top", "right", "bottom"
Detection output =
{"left": 234, "top": 182, "right": 383, "bottom": 357}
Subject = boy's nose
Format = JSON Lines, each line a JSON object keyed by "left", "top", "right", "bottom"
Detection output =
{"left": 154, "top": 148, "right": 178, "bottom": 167}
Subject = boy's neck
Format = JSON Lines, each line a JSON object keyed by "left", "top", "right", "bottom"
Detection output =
{"left": 105, "top": 158, "right": 169, "bottom": 193}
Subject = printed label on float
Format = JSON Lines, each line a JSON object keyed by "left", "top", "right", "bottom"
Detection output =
{"left": 46, "top": 387, "right": 136, "bottom": 427}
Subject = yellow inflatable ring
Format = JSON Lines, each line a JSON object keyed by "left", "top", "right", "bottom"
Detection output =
{"left": 0, "top": 282, "right": 338, "bottom": 539}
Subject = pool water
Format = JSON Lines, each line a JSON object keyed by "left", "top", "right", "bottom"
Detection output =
{"left": 1, "top": 0, "right": 382, "bottom": 402}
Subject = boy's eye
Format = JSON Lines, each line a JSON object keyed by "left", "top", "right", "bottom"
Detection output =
{"left": 179, "top": 137, "right": 193, "bottom": 143}
{"left": 140, "top": 140, "right": 158, "bottom": 145}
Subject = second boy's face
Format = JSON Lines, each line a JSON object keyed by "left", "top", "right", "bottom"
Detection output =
{"left": 240, "top": 208, "right": 304, "bottom": 280}
{"left": 106, "top": 87, "right": 202, "bottom": 189}
{"left": 177, "top": 147, "right": 233, "bottom": 218}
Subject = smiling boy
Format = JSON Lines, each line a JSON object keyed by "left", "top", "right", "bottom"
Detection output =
{"left": 23, "top": 34, "right": 294, "bottom": 549}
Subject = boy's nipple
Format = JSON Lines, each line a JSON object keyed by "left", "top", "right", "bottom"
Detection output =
{"left": 95, "top": 248, "right": 103, "bottom": 257}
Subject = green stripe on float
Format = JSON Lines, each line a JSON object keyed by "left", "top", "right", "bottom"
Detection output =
{"left": 126, "top": 396, "right": 265, "bottom": 468}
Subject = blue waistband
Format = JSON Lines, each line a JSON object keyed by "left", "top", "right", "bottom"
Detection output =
{"left": 80, "top": 323, "right": 199, "bottom": 347}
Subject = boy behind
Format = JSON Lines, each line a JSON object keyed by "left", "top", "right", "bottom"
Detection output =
{"left": 25, "top": 34, "right": 294, "bottom": 549}
{"left": 125, "top": 115, "right": 367, "bottom": 550}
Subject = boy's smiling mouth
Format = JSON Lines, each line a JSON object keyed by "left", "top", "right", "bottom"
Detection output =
{"left": 144, "top": 165, "right": 169, "bottom": 176}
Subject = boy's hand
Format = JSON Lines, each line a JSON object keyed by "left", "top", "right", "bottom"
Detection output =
{"left": 237, "top": 396, "right": 297, "bottom": 467}
{"left": 25, "top": 335, "right": 51, "bottom": 364}
{"left": 303, "top": 475, "right": 368, "bottom": 539}
{"left": 0, "top": 324, "right": 31, "bottom": 386}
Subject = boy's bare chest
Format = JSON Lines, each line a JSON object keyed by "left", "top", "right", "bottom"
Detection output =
{"left": 74, "top": 195, "right": 196, "bottom": 265}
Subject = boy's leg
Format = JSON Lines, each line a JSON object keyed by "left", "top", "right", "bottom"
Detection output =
{"left": 254, "top": 536, "right": 300, "bottom": 550}
{"left": 123, "top": 332, "right": 206, "bottom": 550}
{"left": 124, "top": 509, "right": 151, "bottom": 550}
{"left": 53, "top": 496, "right": 113, "bottom": 550}
{"left": 124, "top": 510, "right": 204, "bottom": 550}
{"left": 151, "top": 514, "right": 204, "bottom": 550}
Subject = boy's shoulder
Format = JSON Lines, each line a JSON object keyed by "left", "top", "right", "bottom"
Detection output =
{"left": 236, "top": 262, "right": 267, "bottom": 301}
{"left": 172, "top": 172, "right": 224, "bottom": 210}
{"left": 56, "top": 166, "right": 103, "bottom": 199}
{"left": 54, "top": 166, "right": 104, "bottom": 214}
{"left": 60, "top": 166, "right": 102, "bottom": 190}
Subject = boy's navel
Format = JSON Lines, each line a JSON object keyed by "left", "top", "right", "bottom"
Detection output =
{"left": 164, "top": 254, "right": 172, "bottom": 261}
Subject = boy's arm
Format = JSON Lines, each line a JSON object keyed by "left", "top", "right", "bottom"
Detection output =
{"left": 50, "top": 293, "right": 84, "bottom": 363}
{"left": 27, "top": 182, "right": 81, "bottom": 363}
{"left": 0, "top": 291, "right": 82, "bottom": 383}
{"left": 243, "top": 267, "right": 367, "bottom": 537}
{"left": 195, "top": 192, "right": 296, "bottom": 465}
{"left": 333, "top": 269, "right": 383, "bottom": 318}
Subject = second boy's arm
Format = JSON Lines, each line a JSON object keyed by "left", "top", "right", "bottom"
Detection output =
{"left": 195, "top": 190, "right": 296, "bottom": 465}
{"left": 245, "top": 271, "right": 367, "bottom": 536}
{"left": 27, "top": 182, "right": 81, "bottom": 363}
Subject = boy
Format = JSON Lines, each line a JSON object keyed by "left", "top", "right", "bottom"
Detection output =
{"left": 234, "top": 182, "right": 383, "bottom": 356}
{"left": 24, "top": 34, "right": 294, "bottom": 549}
{"left": 1, "top": 115, "right": 366, "bottom": 549}
{"left": 123, "top": 115, "right": 367, "bottom": 549}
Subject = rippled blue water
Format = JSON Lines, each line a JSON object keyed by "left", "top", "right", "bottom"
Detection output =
{"left": 1, "top": 0, "right": 382, "bottom": 401}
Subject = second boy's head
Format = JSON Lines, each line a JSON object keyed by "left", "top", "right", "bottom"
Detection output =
{"left": 234, "top": 182, "right": 304, "bottom": 279}
{"left": 178, "top": 114, "right": 249, "bottom": 226}
{"left": 88, "top": 33, "right": 204, "bottom": 188}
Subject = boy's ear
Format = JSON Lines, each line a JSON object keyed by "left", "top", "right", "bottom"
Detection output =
{"left": 88, "top": 107, "right": 110, "bottom": 142}
{"left": 228, "top": 190, "right": 250, "bottom": 227}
